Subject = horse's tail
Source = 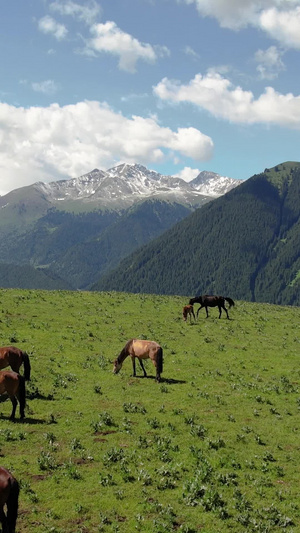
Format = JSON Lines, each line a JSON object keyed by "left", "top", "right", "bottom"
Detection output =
{"left": 157, "top": 347, "right": 163, "bottom": 375}
{"left": 22, "top": 351, "right": 31, "bottom": 381}
{"left": 6, "top": 477, "right": 19, "bottom": 533}
{"left": 225, "top": 297, "right": 235, "bottom": 308}
{"left": 17, "top": 375, "right": 26, "bottom": 418}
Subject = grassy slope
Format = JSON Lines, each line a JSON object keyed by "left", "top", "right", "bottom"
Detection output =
{"left": 0, "top": 289, "right": 298, "bottom": 532}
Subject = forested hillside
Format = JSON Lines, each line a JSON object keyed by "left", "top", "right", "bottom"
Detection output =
{"left": 0, "top": 164, "right": 240, "bottom": 290}
{"left": 0, "top": 263, "right": 73, "bottom": 290}
{"left": 93, "top": 162, "right": 300, "bottom": 305}
{"left": 0, "top": 200, "right": 192, "bottom": 289}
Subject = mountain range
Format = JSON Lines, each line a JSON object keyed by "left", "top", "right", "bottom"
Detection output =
{"left": 0, "top": 164, "right": 242, "bottom": 290}
{"left": 0, "top": 163, "right": 240, "bottom": 213}
{"left": 94, "top": 161, "right": 300, "bottom": 306}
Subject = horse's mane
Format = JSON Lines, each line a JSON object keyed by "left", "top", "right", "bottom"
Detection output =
{"left": 189, "top": 296, "right": 203, "bottom": 305}
{"left": 117, "top": 339, "right": 133, "bottom": 363}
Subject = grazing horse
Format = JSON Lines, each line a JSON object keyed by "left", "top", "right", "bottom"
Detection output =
{"left": 182, "top": 305, "right": 195, "bottom": 323}
{"left": 0, "top": 467, "right": 19, "bottom": 533}
{"left": 113, "top": 339, "right": 163, "bottom": 382}
{"left": 0, "top": 347, "right": 31, "bottom": 381}
{"left": 0, "top": 371, "right": 26, "bottom": 421}
{"left": 189, "top": 295, "right": 235, "bottom": 319}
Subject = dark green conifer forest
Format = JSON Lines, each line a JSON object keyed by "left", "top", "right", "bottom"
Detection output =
{"left": 94, "top": 163, "right": 300, "bottom": 305}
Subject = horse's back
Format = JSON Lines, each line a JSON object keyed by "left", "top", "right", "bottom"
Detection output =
{"left": 0, "top": 346, "right": 21, "bottom": 357}
{"left": 131, "top": 339, "right": 161, "bottom": 358}
{"left": 189, "top": 295, "right": 211, "bottom": 305}
{"left": 0, "top": 346, "right": 22, "bottom": 367}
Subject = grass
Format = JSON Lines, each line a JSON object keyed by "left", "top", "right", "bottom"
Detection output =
{"left": 0, "top": 288, "right": 298, "bottom": 532}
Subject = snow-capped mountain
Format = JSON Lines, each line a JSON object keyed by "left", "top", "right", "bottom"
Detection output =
{"left": 190, "top": 170, "right": 243, "bottom": 197}
{"left": 37, "top": 163, "right": 243, "bottom": 208}
{"left": 0, "top": 162, "right": 244, "bottom": 292}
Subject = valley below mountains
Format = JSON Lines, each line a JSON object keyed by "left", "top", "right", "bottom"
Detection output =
{"left": 1, "top": 161, "right": 300, "bottom": 306}
{"left": 0, "top": 163, "right": 241, "bottom": 291}
{"left": 94, "top": 162, "right": 300, "bottom": 306}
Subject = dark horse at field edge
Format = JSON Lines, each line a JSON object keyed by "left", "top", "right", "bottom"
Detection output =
{"left": 0, "top": 347, "right": 31, "bottom": 381}
{"left": 189, "top": 295, "right": 235, "bottom": 319}
{"left": 0, "top": 467, "right": 19, "bottom": 533}
{"left": 0, "top": 371, "right": 26, "bottom": 421}
{"left": 113, "top": 339, "right": 163, "bottom": 382}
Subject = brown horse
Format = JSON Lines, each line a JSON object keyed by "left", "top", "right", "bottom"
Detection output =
{"left": 182, "top": 304, "right": 195, "bottom": 323}
{"left": 113, "top": 339, "right": 163, "bottom": 382}
{"left": 0, "top": 467, "right": 19, "bottom": 533}
{"left": 0, "top": 347, "right": 31, "bottom": 381}
{"left": 0, "top": 371, "right": 26, "bottom": 421}
{"left": 189, "top": 295, "right": 235, "bottom": 319}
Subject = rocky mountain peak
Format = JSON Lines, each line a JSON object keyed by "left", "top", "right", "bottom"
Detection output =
{"left": 4, "top": 163, "right": 243, "bottom": 210}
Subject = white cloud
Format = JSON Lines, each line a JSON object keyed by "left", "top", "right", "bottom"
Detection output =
{"left": 153, "top": 70, "right": 300, "bottom": 127}
{"left": 38, "top": 15, "right": 68, "bottom": 40}
{"left": 175, "top": 166, "right": 200, "bottom": 181}
{"left": 86, "top": 21, "right": 169, "bottom": 72}
{"left": 184, "top": 45, "right": 200, "bottom": 59}
{"left": 50, "top": 0, "right": 101, "bottom": 25}
{"left": 32, "top": 80, "right": 60, "bottom": 95}
{"left": 182, "top": 0, "right": 266, "bottom": 29}
{"left": 0, "top": 101, "right": 213, "bottom": 194}
{"left": 259, "top": 7, "right": 300, "bottom": 48}
{"left": 121, "top": 93, "right": 149, "bottom": 102}
{"left": 181, "top": 0, "right": 300, "bottom": 49}
{"left": 168, "top": 127, "right": 213, "bottom": 159}
{"left": 254, "top": 46, "right": 285, "bottom": 79}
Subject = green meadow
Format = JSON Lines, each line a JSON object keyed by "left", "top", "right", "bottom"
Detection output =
{"left": 0, "top": 289, "right": 299, "bottom": 532}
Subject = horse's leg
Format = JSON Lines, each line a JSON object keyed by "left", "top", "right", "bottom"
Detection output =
{"left": 9, "top": 396, "right": 17, "bottom": 421}
{"left": 218, "top": 305, "right": 222, "bottom": 318}
{"left": 16, "top": 393, "right": 25, "bottom": 420}
{"left": 156, "top": 366, "right": 161, "bottom": 382}
{"left": 205, "top": 305, "right": 209, "bottom": 318}
{"left": 138, "top": 359, "right": 147, "bottom": 377}
{"left": 196, "top": 305, "right": 204, "bottom": 318}
{"left": 224, "top": 305, "right": 229, "bottom": 319}
{"left": 0, "top": 507, "right": 8, "bottom": 533}
{"left": 132, "top": 357, "right": 136, "bottom": 377}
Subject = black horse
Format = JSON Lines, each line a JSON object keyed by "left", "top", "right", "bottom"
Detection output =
{"left": 189, "top": 295, "right": 235, "bottom": 319}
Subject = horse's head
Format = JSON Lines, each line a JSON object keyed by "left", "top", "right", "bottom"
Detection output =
{"left": 113, "top": 358, "right": 122, "bottom": 374}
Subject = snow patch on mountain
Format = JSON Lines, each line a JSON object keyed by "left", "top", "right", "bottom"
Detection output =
{"left": 35, "top": 163, "right": 243, "bottom": 206}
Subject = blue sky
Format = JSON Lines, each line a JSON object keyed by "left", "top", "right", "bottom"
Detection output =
{"left": 1, "top": 0, "right": 300, "bottom": 194}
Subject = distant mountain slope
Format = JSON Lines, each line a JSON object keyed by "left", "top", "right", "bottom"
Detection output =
{"left": 0, "top": 164, "right": 241, "bottom": 222}
{"left": 26, "top": 163, "right": 241, "bottom": 209}
{"left": 50, "top": 199, "right": 192, "bottom": 289}
{"left": 93, "top": 162, "right": 300, "bottom": 306}
{"left": 0, "top": 164, "right": 242, "bottom": 290}
{"left": 0, "top": 263, "right": 74, "bottom": 290}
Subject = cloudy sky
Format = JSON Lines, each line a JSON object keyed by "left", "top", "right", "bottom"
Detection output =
{"left": 1, "top": 0, "right": 300, "bottom": 194}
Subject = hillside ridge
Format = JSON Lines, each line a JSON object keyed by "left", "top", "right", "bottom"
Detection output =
{"left": 93, "top": 161, "right": 300, "bottom": 306}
